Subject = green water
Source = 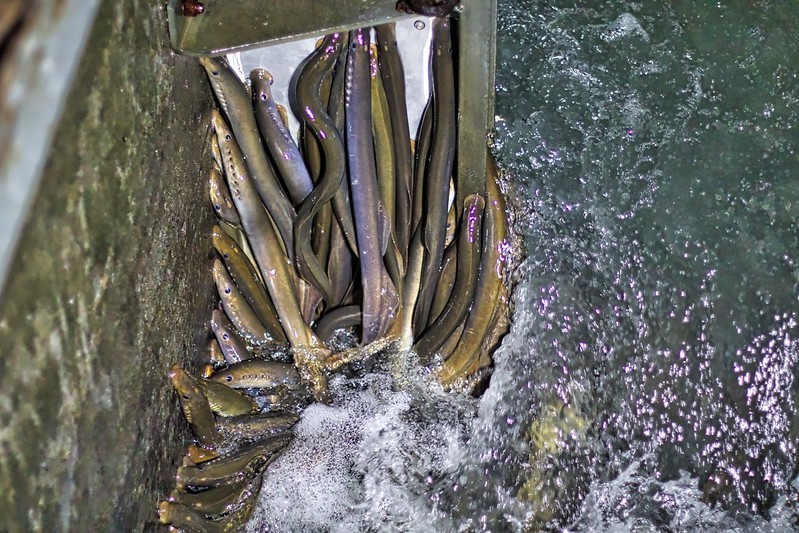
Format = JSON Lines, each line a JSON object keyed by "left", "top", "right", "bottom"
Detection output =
{"left": 245, "top": 2, "right": 799, "bottom": 531}
{"left": 490, "top": 0, "right": 799, "bottom": 529}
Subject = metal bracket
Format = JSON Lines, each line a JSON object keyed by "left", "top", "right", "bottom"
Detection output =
{"left": 454, "top": 0, "right": 497, "bottom": 203}
{"left": 167, "top": 0, "right": 412, "bottom": 55}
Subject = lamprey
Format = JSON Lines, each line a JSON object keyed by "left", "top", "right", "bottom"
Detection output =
{"left": 251, "top": 69, "right": 314, "bottom": 206}
{"left": 375, "top": 23, "right": 413, "bottom": 262}
{"left": 414, "top": 194, "right": 485, "bottom": 359}
{"left": 414, "top": 17, "right": 457, "bottom": 334}
{"left": 439, "top": 153, "right": 510, "bottom": 389}
{"left": 170, "top": 365, "right": 223, "bottom": 449}
{"left": 345, "top": 28, "right": 399, "bottom": 344}
{"left": 292, "top": 33, "right": 347, "bottom": 307}
{"left": 209, "top": 359, "right": 301, "bottom": 389}
{"left": 162, "top": 19, "right": 513, "bottom": 532}
{"left": 212, "top": 226, "right": 285, "bottom": 342}
{"left": 210, "top": 309, "right": 252, "bottom": 365}
{"left": 200, "top": 56, "right": 296, "bottom": 256}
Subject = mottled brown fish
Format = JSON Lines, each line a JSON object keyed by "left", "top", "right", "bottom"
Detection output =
{"left": 209, "top": 359, "right": 300, "bottom": 390}
{"left": 170, "top": 364, "right": 223, "bottom": 449}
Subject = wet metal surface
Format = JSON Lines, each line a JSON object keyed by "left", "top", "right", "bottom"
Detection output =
{"left": 167, "top": 0, "right": 411, "bottom": 55}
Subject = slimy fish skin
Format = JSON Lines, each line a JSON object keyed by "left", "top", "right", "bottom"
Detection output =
{"left": 176, "top": 432, "right": 292, "bottom": 488}
{"left": 213, "top": 258, "right": 271, "bottom": 346}
{"left": 209, "top": 359, "right": 300, "bottom": 390}
{"left": 200, "top": 56, "right": 296, "bottom": 256}
{"left": 210, "top": 309, "right": 252, "bottom": 365}
{"left": 170, "top": 364, "right": 223, "bottom": 449}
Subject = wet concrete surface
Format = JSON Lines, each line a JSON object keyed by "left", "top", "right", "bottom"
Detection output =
{"left": 0, "top": 0, "right": 216, "bottom": 530}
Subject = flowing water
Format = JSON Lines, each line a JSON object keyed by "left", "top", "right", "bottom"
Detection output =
{"left": 247, "top": 1, "right": 799, "bottom": 531}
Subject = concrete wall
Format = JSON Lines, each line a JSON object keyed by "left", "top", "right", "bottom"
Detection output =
{"left": 0, "top": 0, "right": 216, "bottom": 530}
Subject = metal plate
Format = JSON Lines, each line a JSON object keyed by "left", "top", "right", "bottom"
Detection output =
{"left": 167, "top": 0, "right": 411, "bottom": 56}
{"left": 233, "top": 18, "right": 433, "bottom": 140}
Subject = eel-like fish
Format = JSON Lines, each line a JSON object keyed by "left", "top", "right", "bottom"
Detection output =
{"left": 211, "top": 110, "right": 319, "bottom": 350}
{"left": 209, "top": 166, "right": 241, "bottom": 227}
{"left": 414, "top": 17, "right": 457, "bottom": 334}
{"left": 213, "top": 258, "right": 272, "bottom": 346}
{"left": 411, "top": 94, "right": 433, "bottom": 239}
{"left": 292, "top": 32, "right": 348, "bottom": 306}
{"left": 251, "top": 69, "right": 314, "bottom": 206}
{"left": 427, "top": 240, "right": 457, "bottom": 325}
{"left": 175, "top": 432, "right": 292, "bottom": 488}
{"left": 200, "top": 56, "right": 296, "bottom": 257}
{"left": 325, "top": 35, "right": 360, "bottom": 256}
{"left": 370, "top": 44, "right": 406, "bottom": 296}
{"left": 207, "top": 339, "right": 227, "bottom": 367}
{"left": 210, "top": 309, "right": 252, "bottom": 365}
{"left": 186, "top": 444, "right": 219, "bottom": 464}
{"left": 168, "top": 477, "right": 251, "bottom": 519}
{"left": 299, "top": 65, "right": 335, "bottom": 273}
{"left": 370, "top": 44, "right": 396, "bottom": 229}
{"left": 209, "top": 359, "right": 301, "bottom": 390}
{"left": 345, "top": 28, "right": 400, "bottom": 344}
{"left": 216, "top": 412, "right": 300, "bottom": 443}
{"left": 375, "top": 23, "right": 413, "bottom": 261}
{"left": 326, "top": 217, "right": 354, "bottom": 308}
{"left": 196, "top": 375, "right": 260, "bottom": 417}
{"left": 439, "top": 153, "right": 510, "bottom": 388}
{"left": 212, "top": 225, "right": 286, "bottom": 342}
{"left": 313, "top": 305, "right": 362, "bottom": 344}
{"left": 414, "top": 194, "right": 484, "bottom": 359}
{"left": 161, "top": 473, "right": 262, "bottom": 530}
{"left": 170, "top": 364, "right": 223, "bottom": 449}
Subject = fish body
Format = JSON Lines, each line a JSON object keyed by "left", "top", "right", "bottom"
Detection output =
{"left": 200, "top": 56, "right": 296, "bottom": 256}
{"left": 170, "top": 365, "right": 223, "bottom": 449}
{"left": 209, "top": 166, "right": 241, "bottom": 226}
{"left": 169, "top": 476, "right": 250, "bottom": 517}
{"left": 197, "top": 376, "right": 260, "bottom": 417}
{"left": 210, "top": 309, "right": 252, "bottom": 365}
{"left": 251, "top": 69, "right": 314, "bottom": 205}
{"left": 209, "top": 359, "right": 300, "bottom": 389}
{"left": 292, "top": 32, "right": 348, "bottom": 306}
{"left": 345, "top": 28, "right": 399, "bottom": 344}
{"left": 414, "top": 194, "right": 485, "bottom": 359}
{"left": 212, "top": 109, "right": 319, "bottom": 349}
{"left": 212, "top": 226, "right": 286, "bottom": 342}
{"left": 176, "top": 432, "right": 292, "bottom": 488}
{"left": 375, "top": 23, "right": 413, "bottom": 261}
{"left": 213, "top": 258, "right": 271, "bottom": 346}
{"left": 415, "top": 17, "right": 457, "bottom": 333}
{"left": 439, "top": 153, "right": 510, "bottom": 388}
{"left": 216, "top": 412, "right": 300, "bottom": 443}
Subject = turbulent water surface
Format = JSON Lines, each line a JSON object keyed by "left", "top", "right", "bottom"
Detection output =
{"left": 248, "top": 1, "right": 799, "bottom": 531}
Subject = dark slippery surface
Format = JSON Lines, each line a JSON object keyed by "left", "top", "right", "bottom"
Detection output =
{"left": 0, "top": 0, "right": 216, "bottom": 530}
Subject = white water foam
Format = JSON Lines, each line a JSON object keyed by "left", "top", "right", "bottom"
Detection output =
{"left": 247, "top": 361, "right": 480, "bottom": 532}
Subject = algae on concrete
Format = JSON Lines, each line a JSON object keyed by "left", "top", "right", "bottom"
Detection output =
{"left": 0, "top": 0, "right": 217, "bottom": 530}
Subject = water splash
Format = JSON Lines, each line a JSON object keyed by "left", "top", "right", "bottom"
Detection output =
{"left": 247, "top": 1, "right": 799, "bottom": 530}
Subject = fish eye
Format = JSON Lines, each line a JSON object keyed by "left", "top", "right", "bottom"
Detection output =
{"left": 225, "top": 375, "right": 232, "bottom": 382}
{"left": 182, "top": 394, "right": 190, "bottom": 400}
{"left": 222, "top": 333, "right": 229, "bottom": 340}
{"left": 211, "top": 70, "right": 219, "bottom": 76}
{"left": 214, "top": 204, "right": 221, "bottom": 210}
{"left": 225, "top": 134, "right": 232, "bottom": 141}
{"left": 223, "top": 253, "right": 229, "bottom": 259}
{"left": 224, "top": 287, "right": 231, "bottom": 294}
{"left": 260, "top": 93, "right": 267, "bottom": 101}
